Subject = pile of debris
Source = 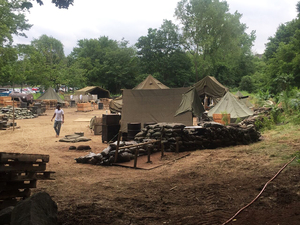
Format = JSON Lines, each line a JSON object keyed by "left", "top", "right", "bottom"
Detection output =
{"left": 0, "top": 106, "right": 38, "bottom": 120}
{"left": 75, "top": 122, "right": 261, "bottom": 166}
{"left": 239, "top": 107, "right": 272, "bottom": 126}
{"left": 75, "top": 140, "right": 156, "bottom": 165}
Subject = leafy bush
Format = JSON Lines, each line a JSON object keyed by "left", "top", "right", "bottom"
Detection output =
{"left": 239, "top": 76, "right": 255, "bottom": 93}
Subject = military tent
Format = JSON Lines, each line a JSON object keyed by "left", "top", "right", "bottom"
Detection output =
{"left": 109, "top": 75, "right": 169, "bottom": 113}
{"left": 207, "top": 92, "right": 253, "bottom": 122}
{"left": 121, "top": 88, "right": 195, "bottom": 132}
{"left": 37, "top": 88, "right": 64, "bottom": 103}
{"left": 194, "top": 76, "right": 228, "bottom": 102}
{"left": 75, "top": 86, "right": 110, "bottom": 99}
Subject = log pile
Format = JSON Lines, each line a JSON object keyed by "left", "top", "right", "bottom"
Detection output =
{"left": 75, "top": 122, "right": 261, "bottom": 166}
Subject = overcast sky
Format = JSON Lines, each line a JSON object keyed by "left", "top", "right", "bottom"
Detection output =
{"left": 13, "top": 0, "right": 299, "bottom": 56}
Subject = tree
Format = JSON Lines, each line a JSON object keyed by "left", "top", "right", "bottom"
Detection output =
{"left": 175, "top": 0, "right": 255, "bottom": 85}
{"left": 264, "top": 2, "right": 300, "bottom": 93}
{"left": 31, "top": 35, "right": 66, "bottom": 90}
{"left": 23, "top": 0, "right": 74, "bottom": 9}
{"left": 70, "top": 36, "right": 139, "bottom": 93}
{"left": 136, "top": 20, "right": 193, "bottom": 87}
{"left": 0, "top": 0, "right": 32, "bottom": 85}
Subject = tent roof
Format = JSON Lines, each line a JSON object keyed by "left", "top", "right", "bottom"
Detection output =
{"left": 194, "top": 76, "right": 228, "bottom": 99}
{"left": 208, "top": 92, "right": 253, "bottom": 120}
{"left": 109, "top": 75, "right": 169, "bottom": 113}
{"left": 37, "top": 88, "right": 64, "bottom": 103}
{"left": 133, "top": 75, "right": 169, "bottom": 90}
{"left": 75, "top": 86, "right": 110, "bottom": 97}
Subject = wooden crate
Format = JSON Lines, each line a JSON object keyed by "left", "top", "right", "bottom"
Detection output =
{"left": 213, "top": 113, "right": 230, "bottom": 125}
{"left": 0, "top": 152, "right": 55, "bottom": 209}
{"left": 0, "top": 96, "right": 11, "bottom": 105}
{"left": 77, "top": 103, "right": 93, "bottom": 112}
{"left": 4, "top": 101, "right": 19, "bottom": 107}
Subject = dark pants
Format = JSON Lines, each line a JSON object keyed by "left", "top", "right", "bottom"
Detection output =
{"left": 54, "top": 120, "right": 62, "bottom": 136}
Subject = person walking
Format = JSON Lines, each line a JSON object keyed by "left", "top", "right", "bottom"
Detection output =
{"left": 51, "top": 104, "right": 64, "bottom": 137}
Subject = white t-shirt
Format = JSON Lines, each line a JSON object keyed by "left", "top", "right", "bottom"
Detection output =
{"left": 55, "top": 109, "right": 64, "bottom": 121}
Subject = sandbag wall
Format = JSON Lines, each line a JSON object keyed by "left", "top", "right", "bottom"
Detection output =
{"left": 135, "top": 122, "right": 261, "bottom": 152}
{"left": 75, "top": 122, "right": 261, "bottom": 166}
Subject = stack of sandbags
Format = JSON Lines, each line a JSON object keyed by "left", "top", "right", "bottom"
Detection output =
{"left": 0, "top": 106, "right": 38, "bottom": 119}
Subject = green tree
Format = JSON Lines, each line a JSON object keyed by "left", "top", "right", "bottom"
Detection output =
{"left": 175, "top": 0, "right": 255, "bottom": 85}
{"left": 136, "top": 20, "right": 193, "bottom": 87}
{"left": 31, "top": 34, "right": 66, "bottom": 90}
{"left": 0, "top": 0, "right": 32, "bottom": 85}
{"left": 264, "top": 3, "right": 300, "bottom": 93}
{"left": 70, "top": 36, "right": 138, "bottom": 93}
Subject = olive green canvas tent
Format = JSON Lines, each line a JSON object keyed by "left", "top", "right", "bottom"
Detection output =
{"left": 121, "top": 88, "right": 196, "bottom": 132}
{"left": 75, "top": 86, "right": 110, "bottom": 99}
{"left": 109, "top": 75, "right": 169, "bottom": 113}
{"left": 37, "top": 87, "right": 64, "bottom": 103}
{"left": 208, "top": 92, "right": 253, "bottom": 122}
{"left": 194, "top": 76, "right": 228, "bottom": 102}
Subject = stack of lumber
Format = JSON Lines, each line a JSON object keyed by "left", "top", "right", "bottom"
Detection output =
{"left": 77, "top": 103, "right": 93, "bottom": 112}
{"left": 0, "top": 97, "right": 12, "bottom": 107}
{"left": 0, "top": 152, "right": 55, "bottom": 209}
{"left": 4, "top": 101, "right": 19, "bottom": 107}
{"left": 41, "top": 100, "right": 57, "bottom": 110}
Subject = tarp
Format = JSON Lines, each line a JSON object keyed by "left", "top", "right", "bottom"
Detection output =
{"left": 75, "top": 86, "right": 110, "bottom": 99}
{"left": 121, "top": 88, "right": 192, "bottom": 132}
{"left": 37, "top": 88, "right": 64, "bottom": 103}
{"left": 109, "top": 75, "right": 169, "bottom": 113}
{"left": 194, "top": 76, "right": 228, "bottom": 100}
{"left": 208, "top": 92, "right": 253, "bottom": 122}
{"left": 175, "top": 88, "right": 205, "bottom": 118}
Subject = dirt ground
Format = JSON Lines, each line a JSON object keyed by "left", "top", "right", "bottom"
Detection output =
{"left": 1, "top": 107, "right": 300, "bottom": 225}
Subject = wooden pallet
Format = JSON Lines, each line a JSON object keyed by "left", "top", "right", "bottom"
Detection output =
{"left": 0, "top": 152, "right": 54, "bottom": 209}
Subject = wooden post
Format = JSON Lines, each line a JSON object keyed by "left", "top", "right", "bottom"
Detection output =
{"left": 114, "top": 130, "right": 122, "bottom": 163}
{"left": 176, "top": 137, "right": 180, "bottom": 153}
{"left": 12, "top": 98, "right": 15, "bottom": 131}
{"left": 134, "top": 148, "right": 139, "bottom": 168}
{"left": 160, "top": 127, "right": 164, "bottom": 158}
{"left": 146, "top": 144, "right": 151, "bottom": 163}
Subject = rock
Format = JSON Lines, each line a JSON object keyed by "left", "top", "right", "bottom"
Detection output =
{"left": 77, "top": 145, "right": 91, "bottom": 150}
{"left": 11, "top": 192, "right": 58, "bottom": 225}
{"left": 0, "top": 206, "right": 14, "bottom": 225}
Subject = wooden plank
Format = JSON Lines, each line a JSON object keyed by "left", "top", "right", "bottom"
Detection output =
{"left": 0, "top": 152, "right": 49, "bottom": 163}
{"left": 0, "top": 171, "right": 55, "bottom": 181}
{"left": 0, "top": 188, "right": 31, "bottom": 200}
{"left": 0, "top": 179, "right": 37, "bottom": 190}
{"left": 0, "top": 162, "right": 47, "bottom": 172}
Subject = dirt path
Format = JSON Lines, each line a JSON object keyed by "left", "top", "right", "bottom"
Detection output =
{"left": 1, "top": 108, "right": 299, "bottom": 225}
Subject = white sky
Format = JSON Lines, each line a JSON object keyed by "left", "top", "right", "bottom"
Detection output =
{"left": 13, "top": 0, "right": 300, "bottom": 56}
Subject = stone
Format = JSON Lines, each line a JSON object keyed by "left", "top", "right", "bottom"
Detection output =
{"left": 11, "top": 192, "right": 58, "bottom": 225}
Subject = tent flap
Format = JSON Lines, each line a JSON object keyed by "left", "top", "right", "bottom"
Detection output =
{"left": 175, "top": 88, "right": 205, "bottom": 117}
